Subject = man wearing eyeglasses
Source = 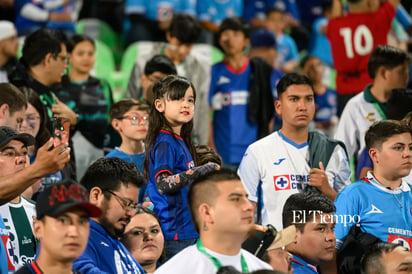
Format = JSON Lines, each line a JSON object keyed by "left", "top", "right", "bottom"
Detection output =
{"left": 73, "top": 157, "right": 146, "bottom": 274}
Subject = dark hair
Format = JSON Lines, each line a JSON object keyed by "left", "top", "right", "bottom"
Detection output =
{"left": 367, "top": 45, "right": 410, "bottom": 79}
{"left": 109, "top": 98, "right": 149, "bottom": 122}
{"left": 216, "top": 266, "right": 241, "bottom": 274}
{"left": 66, "top": 34, "right": 95, "bottom": 53}
{"left": 144, "top": 75, "right": 197, "bottom": 177}
{"left": 361, "top": 242, "right": 407, "bottom": 274}
{"left": 347, "top": 0, "right": 365, "bottom": 3}
{"left": 300, "top": 55, "right": 318, "bottom": 70}
{"left": 218, "top": 17, "right": 250, "bottom": 39}
{"left": 321, "top": 0, "right": 334, "bottom": 13}
{"left": 188, "top": 169, "right": 240, "bottom": 232}
{"left": 22, "top": 28, "right": 67, "bottom": 67}
{"left": 385, "top": 88, "right": 412, "bottom": 121}
{"left": 169, "top": 14, "right": 201, "bottom": 44}
{"left": 276, "top": 73, "right": 314, "bottom": 98}
{"left": 0, "top": 83, "right": 27, "bottom": 114}
{"left": 402, "top": 112, "right": 412, "bottom": 128}
{"left": 365, "top": 120, "right": 412, "bottom": 150}
{"left": 144, "top": 55, "right": 177, "bottom": 76}
{"left": 266, "top": 7, "right": 285, "bottom": 17}
{"left": 282, "top": 192, "right": 335, "bottom": 232}
{"left": 195, "top": 144, "right": 222, "bottom": 166}
{"left": 80, "top": 157, "right": 146, "bottom": 195}
{"left": 20, "top": 86, "right": 51, "bottom": 149}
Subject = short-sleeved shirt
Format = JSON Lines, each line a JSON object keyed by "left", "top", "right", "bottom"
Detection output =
{"left": 326, "top": 2, "right": 395, "bottom": 95}
{"left": 291, "top": 255, "right": 319, "bottom": 274}
{"left": 147, "top": 130, "right": 198, "bottom": 241}
{"left": 334, "top": 172, "right": 412, "bottom": 249}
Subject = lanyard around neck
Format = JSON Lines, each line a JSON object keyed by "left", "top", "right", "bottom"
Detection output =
{"left": 196, "top": 239, "right": 249, "bottom": 273}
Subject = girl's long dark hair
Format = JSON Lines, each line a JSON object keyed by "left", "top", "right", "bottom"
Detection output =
{"left": 20, "top": 86, "right": 51, "bottom": 150}
{"left": 144, "top": 75, "right": 198, "bottom": 178}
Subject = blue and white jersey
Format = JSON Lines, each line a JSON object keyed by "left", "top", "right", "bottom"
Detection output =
{"left": 335, "top": 172, "right": 412, "bottom": 249}
{"left": 309, "top": 17, "right": 334, "bottom": 67}
{"left": 238, "top": 131, "right": 350, "bottom": 230}
{"left": 147, "top": 130, "right": 198, "bottom": 241}
{"left": 209, "top": 59, "right": 258, "bottom": 165}
{"left": 291, "top": 255, "right": 318, "bottom": 274}
{"left": 197, "top": 0, "right": 243, "bottom": 25}
{"left": 314, "top": 88, "right": 337, "bottom": 123}
{"left": 0, "top": 216, "right": 13, "bottom": 273}
{"left": 125, "top": 0, "right": 196, "bottom": 20}
{"left": 73, "top": 220, "right": 144, "bottom": 274}
{"left": 14, "top": 0, "right": 45, "bottom": 34}
{"left": 275, "top": 34, "right": 299, "bottom": 68}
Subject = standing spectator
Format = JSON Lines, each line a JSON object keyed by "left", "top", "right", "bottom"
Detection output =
{"left": 282, "top": 192, "right": 336, "bottom": 273}
{"left": 238, "top": 73, "right": 350, "bottom": 230}
{"left": 326, "top": 0, "right": 400, "bottom": 115}
{"left": 56, "top": 34, "right": 113, "bottom": 179}
{"left": 301, "top": 55, "right": 338, "bottom": 137}
{"left": 125, "top": 1, "right": 196, "bottom": 45}
{"left": 0, "top": 21, "right": 18, "bottom": 84}
{"left": 155, "top": 169, "right": 273, "bottom": 273}
{"left": 126, "top": 14, "right": 210, "bottom": 145}
{"left": 209, "top": 17, "right": 275, "bottom": 169}
{"left": 144, "top": 75, "right": 219, "bottom": 259}
{"left": 15, "top": 180, "right": 101, "bottom": 274}
{"left": 265, "top": 8, "right": 299, "bottom": 73}
{"left": 73, "top": 157, "right": 146, "bottom": 273}
{"left": 334, "top": 45, "right": 409, "bottom": 171}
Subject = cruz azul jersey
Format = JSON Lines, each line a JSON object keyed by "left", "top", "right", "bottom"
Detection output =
{"left": 239, "top": 131, "right": 350, "bottom": 230}
{"left": 209, "top": 59, "right": 258, "bottom": 165}
{"left": 147, "top": 130, "right": 198, "bottom": 241}
{"left": 326, "top": 2, "right": 395, "bottom": 95}
{"left": 335, "top": 172, "right": 412, "bottom": 249}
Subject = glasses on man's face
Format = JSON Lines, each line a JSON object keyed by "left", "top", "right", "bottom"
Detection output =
{"left": 53, "top": 53, "right": 69, "bottom": 65}
{"left": 121, "top": 114, "right": 149, "bottom": 125}
{"left": 104, "top": 190, "right": 139, "bottom": 212}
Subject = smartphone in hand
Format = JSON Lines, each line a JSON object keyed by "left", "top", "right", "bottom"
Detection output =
{"left": 52, "top": 117, "right": 70, "bottom": 148}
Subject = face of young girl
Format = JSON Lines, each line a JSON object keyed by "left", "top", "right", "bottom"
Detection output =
{"left": 157, "top": 86, "right": 195, "bottom": 133}
{"left": 69, "top": 41, "right": 95, "bottom": 75}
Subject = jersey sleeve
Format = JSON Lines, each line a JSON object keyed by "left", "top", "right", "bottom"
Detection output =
{"left": 325, "top": 144, "right": 351, "bottom": 193}
{"left": 334, "top": 186, "right": 361, "bottom": 249}
{"left": 334, "top": 102, "right": 360, "bottom": 161}
{"left": 284, "top": 36, "right": 299, "bottom": 62}
{"left": 238, "top": 146, "right": 260, "bottom": 203}
{"left": 73, "top": 243, "right": 111, "bottom": 274}
{"left": 151, "top": 141, "right": 175, "bottom": 179}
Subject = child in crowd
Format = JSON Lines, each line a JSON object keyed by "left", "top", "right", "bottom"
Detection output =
{"left": 56, "top": 34, "right": 113, "bottom": 180}
{"left": 301, "top": 55, "right": 337, "bottom": 137}
{"left": 144, "top": 75, "right": 219, "bottom": 260}
{"left": 106, "top": 98, "right": 150, "bottom": 204}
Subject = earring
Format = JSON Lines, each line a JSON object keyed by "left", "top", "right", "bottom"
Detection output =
{"left": 203, "top": 222, "right": 208, "bottom": 231}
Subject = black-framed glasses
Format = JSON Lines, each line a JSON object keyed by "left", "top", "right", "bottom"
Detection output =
{"left": 121, "top": 114, "right": 149, "bottom": 124}
{"left": 53, "top": 53, "right": 69, "bottom": 65}
{"left": 104, "top": 189, "right": 139, "bottom": 212}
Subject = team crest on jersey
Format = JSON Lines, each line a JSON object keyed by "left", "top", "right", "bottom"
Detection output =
{"left": 274, "top": 175, "right": 291, "bottom": 191}
{"left": 187, "top": 161, "right": 195, "bottom": 169}
{"left": 388, "top": 235, "right": 412, "bottom": 250}
{"left": 365, "top": 112, "right": 376, "bottom": 122}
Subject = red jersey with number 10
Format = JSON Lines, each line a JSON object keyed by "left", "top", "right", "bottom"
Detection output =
{"left": 327, "top": 2, "right": 395, "bottom": 95}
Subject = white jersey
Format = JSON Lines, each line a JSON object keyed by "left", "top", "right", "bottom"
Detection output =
{"left": 154, "top": 244, "right": 272, "bottom": 274}
{"left": 238, "top": 131, "right": 351, "bottom": 230}
{"left": 334, "top": 91, "right": 384, "bottom": 161}
{"left": 0, "top": 197, "right": 36, "bottom": 269}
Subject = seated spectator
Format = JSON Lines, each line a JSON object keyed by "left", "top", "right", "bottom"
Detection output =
{"left": 301, "top": 55, "right": 338, "bottom": 137}
{"left": 282, "top": 192, "right": 336, "bottom": 273}
{"left": 361, "top": 242, "right": 412, "bottom": 274}
{"left": 155, "top": 169, "right": 273, "bottom": 273}
{"left": 0, "top": 21, "right": 18, "bottom": 83}
{"left": 122, "top": 206, "right": 165, "bottom": 274}
{"left": 15, "top": 179, "right": 101, "bottom": 273}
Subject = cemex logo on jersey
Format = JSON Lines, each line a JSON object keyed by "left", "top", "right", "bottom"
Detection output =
{"left": 273, "top": 174, "right": 310, "bottom": 191}
{"left": 388, "top": 228, "right": 412, "bottom": 250}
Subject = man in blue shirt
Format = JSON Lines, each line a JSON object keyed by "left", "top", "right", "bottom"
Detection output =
{"left": 282, "top": 192, "right": 336, "bottom": 274}
{"left": 73, "top": 158, "right": 146, "bottom": 273}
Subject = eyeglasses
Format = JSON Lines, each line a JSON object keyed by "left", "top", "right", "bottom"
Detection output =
{"left": 121, "top": 114, "right": 149, "bottom": 124}
{"left": 53, "top": 53, "right": 69, "bottom": 65}
{"left": 104, "top": 190, "right": 139, "bottom": 212}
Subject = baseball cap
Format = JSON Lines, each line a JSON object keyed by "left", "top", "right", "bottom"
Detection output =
{"left": 0, "top": 126, "right": 35, "bottom": 148}
{"left": 250, "top": 29, "right": 277, "bottom": 49}
{"left": 267, "top": 225, "right": 297, "bottom": 251}
{"left": 36, "top": 179, "right": 102, "bottom": 220}
{"left": 0, "top": 21, "right": 17, "bottom": 41}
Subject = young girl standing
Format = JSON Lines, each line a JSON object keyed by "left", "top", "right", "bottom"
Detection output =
{"left": 144, "top": 75, "right": 219, "bottom": 260}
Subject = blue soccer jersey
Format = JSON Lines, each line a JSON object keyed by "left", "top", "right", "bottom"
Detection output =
{"left": 147, "top": 130, "right": 198, "bottom": 241}
{"left": 209, "top": 59, "right": 258, "bottom": 165}
{"left": 314, "top": 88, "right": 337, "bottom": 123}
{"left": 125, "top": 0, "right": 196, "bottom": 20}
{"left": 335, "top": 172, "right": 412, "bottom": 249}
{"left": 197, "top": 0, "right": 243, "bottom": 25}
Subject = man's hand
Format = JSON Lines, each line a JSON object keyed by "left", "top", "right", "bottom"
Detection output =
{"left": 31, "top": 138, "right": 71, "bottom": 177}
{"left": 309, "top": 162, "right": 337, "bottom": 200}
{"left": 51, "top": 97, "right": 78, "bottom": 126}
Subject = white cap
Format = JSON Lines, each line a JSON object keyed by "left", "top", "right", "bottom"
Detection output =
{"left": 0, "top": 21, "right": 17, "bottom": 41}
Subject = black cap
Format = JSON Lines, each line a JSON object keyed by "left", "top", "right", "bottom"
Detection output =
{"left": 250, "top": 29, "right": 277, "bottom": 49}
{"left": 36, "top": 179, "right": 101, "bottom": 219}
{"left": 0, "top": 126, "right": 35, "bottom": 148}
